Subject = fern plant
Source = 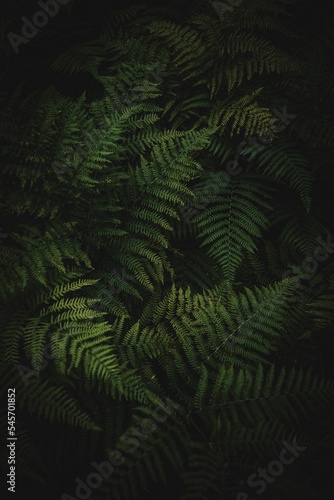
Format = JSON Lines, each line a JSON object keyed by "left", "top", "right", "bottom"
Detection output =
{"left": 1, "top": 0, "right": 334, "bottom": 499}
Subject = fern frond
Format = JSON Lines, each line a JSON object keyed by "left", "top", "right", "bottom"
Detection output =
{"left": 194, "top": 173, "right": 272, "bottom": 280}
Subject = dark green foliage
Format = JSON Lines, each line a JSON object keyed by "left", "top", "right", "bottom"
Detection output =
{"left": 1, "top": 0, "right": 334, "bottom": 498}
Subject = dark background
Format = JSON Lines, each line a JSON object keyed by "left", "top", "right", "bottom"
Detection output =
{"left": 1, "top": 1, "right": 334, "bottom": 498}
